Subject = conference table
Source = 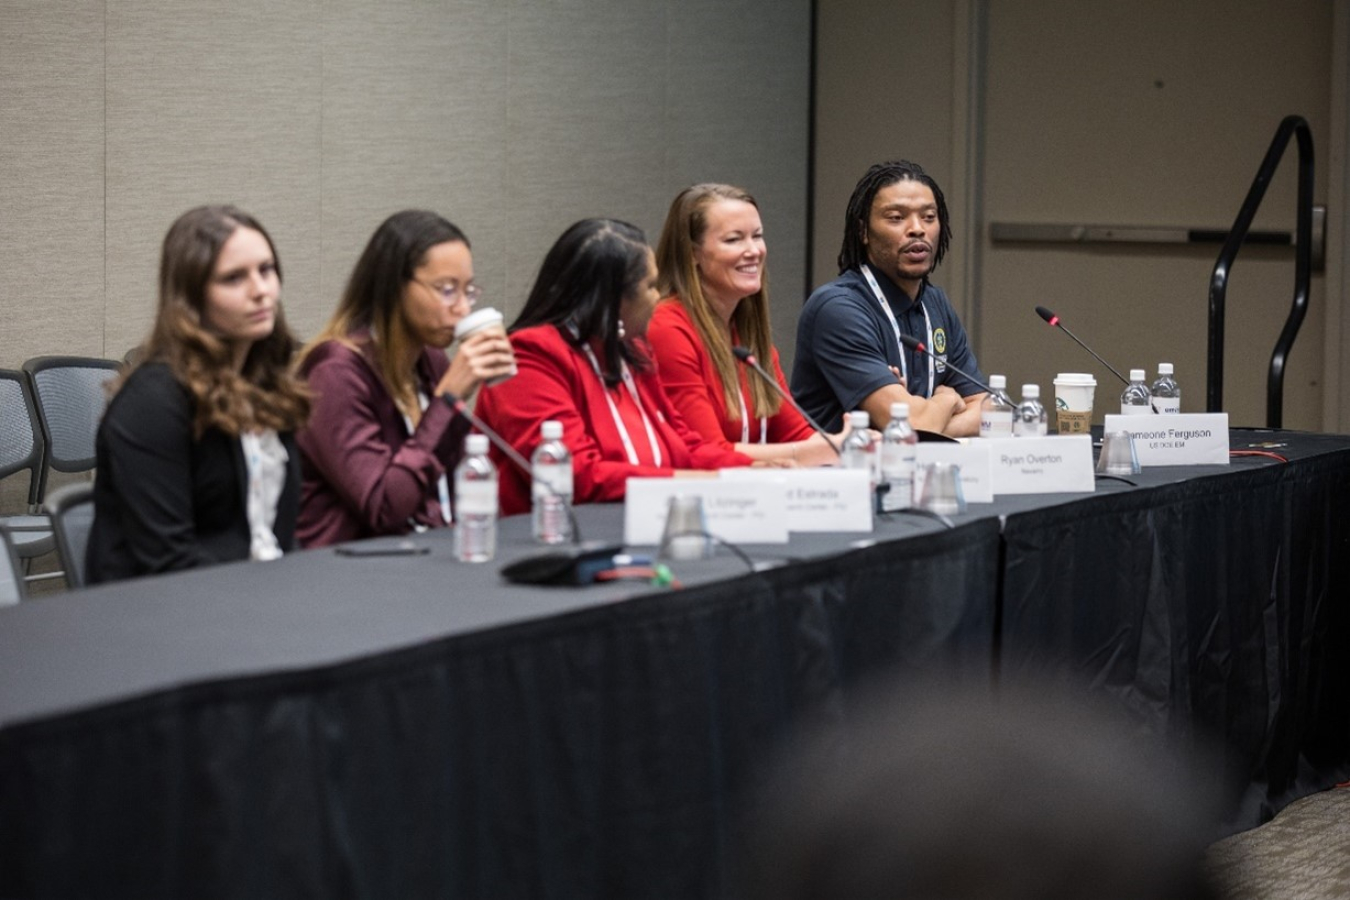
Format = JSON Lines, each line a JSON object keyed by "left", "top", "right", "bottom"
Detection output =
{"left": 1, "top": 428, "right": 1346, "bottom": 899}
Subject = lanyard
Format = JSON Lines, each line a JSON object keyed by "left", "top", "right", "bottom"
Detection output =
{"left": 580, "top": 343, "right": 664, "bottom": 468}
{"left": 736, "top": 387, "right": 768, "bottom": 444}
{"left": 860, "top": 264, "right": 935, "bottom": 399}
{"left": 402, "top": 392, "right": 453, "bottom": 525}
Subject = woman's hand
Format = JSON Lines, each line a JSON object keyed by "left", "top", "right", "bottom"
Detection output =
{"left": 435, "top": 330, "right": 516, "bottom": 401}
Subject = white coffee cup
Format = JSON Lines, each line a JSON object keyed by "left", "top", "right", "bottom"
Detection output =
{"left": 1053, "top": 373, "right": 1096, "bottom": 434}
{"left": 453, "top": 307, "right": 516, "bottom": 386}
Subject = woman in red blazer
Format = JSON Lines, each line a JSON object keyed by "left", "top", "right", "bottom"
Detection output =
{"left": 649, "top": 183, "right": 846, "bottom": 466}
{"left": 475, "top": 219, "right": 751, "bottom": 516}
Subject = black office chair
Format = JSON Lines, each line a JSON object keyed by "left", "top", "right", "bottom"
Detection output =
{"left": 45, "top": 483, "right": 95, "bottom": 590}
{"left": 0, "top": 525, "right": 25, "bottom": 604}
{"left": 0, "top": 369, "right": 58, "bottom": 581}
{"left": 21, "top": 356, "right": 121, "bottom": 503}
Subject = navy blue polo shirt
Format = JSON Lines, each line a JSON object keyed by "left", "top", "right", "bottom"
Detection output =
{"left": 790, "top": 267, "right": 985, "bottom": 430}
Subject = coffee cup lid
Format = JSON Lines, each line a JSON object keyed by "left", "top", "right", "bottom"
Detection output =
{"left": 454, "top": 307, "right": 504, "bottom": 338}
{"left": 1053, "top": 373, "right": 1096, "bottom": 386}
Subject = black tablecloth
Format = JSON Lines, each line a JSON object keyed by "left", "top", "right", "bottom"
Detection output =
{"left": 1001, "top": 430, "right": 1350, "bottom": 828}
{"left": 0, "top": 508, "right": 999, "bottom": 899}
{"left": 0, "top": 428, "right": 1346, "bottom": 899}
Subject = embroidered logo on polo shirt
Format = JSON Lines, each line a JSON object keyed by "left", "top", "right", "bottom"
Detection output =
{"left": 933, "top": 328, "right": 948, "bottom": 354}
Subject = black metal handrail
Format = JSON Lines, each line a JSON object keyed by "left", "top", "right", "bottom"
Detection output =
{"left": 1207, "top": 115, "right": 1314, "bottom": 426}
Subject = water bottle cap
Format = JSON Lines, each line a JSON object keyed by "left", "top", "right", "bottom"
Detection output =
{"left": 1022, "top": 384, "right": 1040, "bottom": 399}
{"left": 466, "top": 434, "right": 489, "bottom": 454}
{"left": 848, "top": 410, "right": 870, "bottom": 428}
{"left": 1130, "top": 369, "right": 1146, "bottom": 381}
{"left": 889, "top": 402, "right": 910, "bottom": 418}
{"left": 989, "top": 374, "right": 1007, "bottom": 389}
{"left": 1158, "top": 363, "right": 1173, "bottom": 375}
{"left": 541, "top": 420, "right": 563, "bottom": 440}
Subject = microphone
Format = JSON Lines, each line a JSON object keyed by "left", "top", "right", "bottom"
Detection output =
{"left": 441, "top": 394, "right": 625, "bottom": 586}
{"left": 894, "top": 333, "right": 998, "bottom": 397}
{"left": 731, "top": 346, "right": 840, "bottom": 458}
{"left": 1034, "top": 306, "right": 1129, "bottom": 386}
{"left": 441, "top": 392, "right": 536, "bottom": 480}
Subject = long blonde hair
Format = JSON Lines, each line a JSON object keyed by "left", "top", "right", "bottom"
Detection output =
{"left": 654, "top": 183, "right": 780, "bottom": 420}
{"left": 299, "top": 210, "right": 469, "bottom": 422}
{"left": 124, "top": 205, "right": 309, "bottom": 438}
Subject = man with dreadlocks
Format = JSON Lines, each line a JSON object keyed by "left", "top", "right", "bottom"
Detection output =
{"left": 791, "top": 160, "right": 986, "bottom": 436}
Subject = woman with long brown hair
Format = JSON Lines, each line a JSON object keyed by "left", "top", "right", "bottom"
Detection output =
{"left": 88, "top": 205, "right": 310, "bottom": 583}
{"left": 649, "top": 184, "right": 845, "bottom": 465}
{"left": 295, "top": 209, "right": 515, "bottom": 546}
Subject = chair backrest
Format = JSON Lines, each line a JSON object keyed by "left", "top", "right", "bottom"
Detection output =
{"left": 0, "top": 525, "right": 25, "bottom": 604}
{"left": 21, "top": 357, "right": 121, "bottom": 499}
{"left": 0, "top": 369, "right": 45, "bottom": 511}
{"left": 45, "top": 483, "right": 95, "bottom": 590}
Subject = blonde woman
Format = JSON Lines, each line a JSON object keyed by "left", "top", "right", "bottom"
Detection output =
{"left": 649, "top": 184, "right": 843, "bottom": 465}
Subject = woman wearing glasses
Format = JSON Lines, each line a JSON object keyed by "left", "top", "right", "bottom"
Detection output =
{"left": 296, "top": 209, "right": 515, "bottom": 546}
{"left": 474, "top": 218, "right": 750, "bottom": 516}
{"left": 88, "top": 205, "right": 310, "bottom": 583}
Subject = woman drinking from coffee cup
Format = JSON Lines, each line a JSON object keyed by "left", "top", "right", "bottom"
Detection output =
{"left": 295, "top": 209, "right": 516, "bottom": 546}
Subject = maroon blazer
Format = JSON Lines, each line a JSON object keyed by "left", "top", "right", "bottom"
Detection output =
{"left": 296, "top": 335, "right": 469, "bottom": 547}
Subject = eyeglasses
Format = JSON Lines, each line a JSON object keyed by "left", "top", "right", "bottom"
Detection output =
{"left": 416, "top": 279, "right": 481, "bottom": 308}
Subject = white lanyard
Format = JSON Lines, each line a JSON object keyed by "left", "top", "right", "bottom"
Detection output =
{"left": 580, "top": 343, "right": 663, "bottom": 468}
{"left": 736, "top": 387, "right": 768, "bottom": 444}
{"left": 860, "top": 264, "right": 935, "bottom": 399}
{"left": 402, "top": 392, "right": 453, "bottom": 525}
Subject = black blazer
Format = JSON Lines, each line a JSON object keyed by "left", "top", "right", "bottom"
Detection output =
{"left": 86, "top": 363, "right": 300, "bottom": 585}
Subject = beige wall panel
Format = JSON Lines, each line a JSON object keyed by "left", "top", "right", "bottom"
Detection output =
{"left": 1325, "top": 0, "right": 1350, "bottom": 430}
{"left": 812, "top": 1, "right": 958, "bottom": 291}
{"left": 0, "top": 1, "right": 105, "bottom": 366}
{"left": 661, "top": 0, "right": 812, "bottom": 360}
{"left": 318, "top": 1, "right": 508, "bottom": 337}
{"left": 983, "top": 2, "right": 1329, "bottom": 226}
{"left": 980, "top": 0, "right": 1331, "bottom": 430}
{"left": 104, "top": 1, "right": 324, "bottom": 356}
{"left": 501, "top": 1, "right": 668, "bottom": 314}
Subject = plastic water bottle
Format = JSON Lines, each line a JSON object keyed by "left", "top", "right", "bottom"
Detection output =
{"left": 840, "top": 410, "right": 877, "bottom": 484}
{"left": 979, "top": 374, "right": 1015, "bottom": 437}
{"left": 1150, "top": 363, "right": 1181, "bottom": 414}
{"left": 454, "top": 434, "right": 497, "bottom": 562}
{"left": 880, "top": 402, "right": 917, "bottom": 511}
{"left": 1014, "top": 384, "right": 1048, "bottom": 436}
{"left": 1120, "top": 369, "right": 1153, "bottom": 415}
{"left": 531, "top": 420, "right": 573, "bottom": 544}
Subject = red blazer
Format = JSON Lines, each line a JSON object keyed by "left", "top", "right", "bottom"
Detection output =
{"left": 646, "top": 298, "right": 814, "bottom": 451}
{"left": 475, "top": 324, "right": 752, "bottom": 516}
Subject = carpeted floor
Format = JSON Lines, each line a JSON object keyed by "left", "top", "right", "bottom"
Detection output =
{"left": 1206, "top": 786, "right": 1350, "bottom": 899}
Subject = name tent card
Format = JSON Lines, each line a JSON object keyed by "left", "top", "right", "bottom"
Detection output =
{"left": 1101, "top": 413, "right": 1230, "bottom": 467}
{"left": 718, "top": 468, "right": 873, "bottom": 532}
{"left": 914, "top": 442, "right": 994, "bottom": 503}
{"left": 985, "top": 435, "right": 1095, "bottom": 494}
{"left": 624, "top": 477, "right": 790, "bottom": 546}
